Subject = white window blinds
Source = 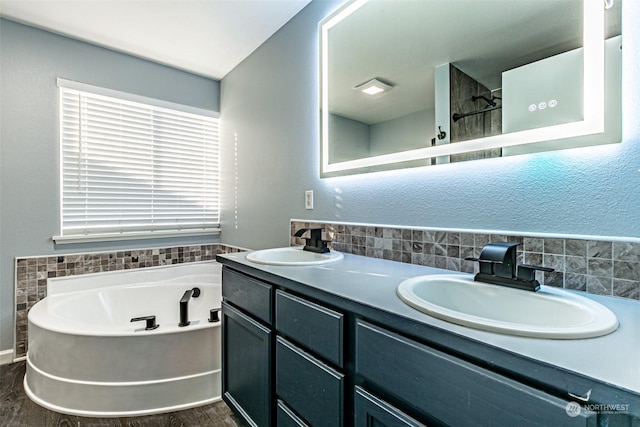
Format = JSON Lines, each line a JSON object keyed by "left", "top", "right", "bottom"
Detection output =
{"left": 58, "top": 81, "right": 220, "bottom": 241}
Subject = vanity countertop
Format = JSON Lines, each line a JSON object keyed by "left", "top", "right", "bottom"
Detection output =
{"left": 217, "top": 250, "right": 640, "bottom": 398}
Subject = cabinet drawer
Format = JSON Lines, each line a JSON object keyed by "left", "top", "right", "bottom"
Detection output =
{"left": 354, "top": 386, "right": 425, "bottom": 427}
{"left": 276, "top": 336, "right": 344, "bottom": 427}
{"left": 222, "top": 267, "right": 272, "bottom": 324}
{"left": 276, "top": 290, "right": 344, "bottom": 367}
{"left": 277, "top": 400, "right": 309, "bottom": 427}
{"left": 355, "top": 320, "right": 596, "bottom": 427}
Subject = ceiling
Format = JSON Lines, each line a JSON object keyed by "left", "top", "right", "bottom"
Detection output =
{"left": 0, "top": 0, "right": 311, "bottom": 80}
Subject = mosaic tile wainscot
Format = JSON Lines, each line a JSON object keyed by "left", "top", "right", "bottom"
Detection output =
{"left": 14, "top": 244, "right": 245, "bottom": 359}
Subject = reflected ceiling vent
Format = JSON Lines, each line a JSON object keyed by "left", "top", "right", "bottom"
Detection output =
{"left": 355, "top": 78, "right": 394, "bottom": 96}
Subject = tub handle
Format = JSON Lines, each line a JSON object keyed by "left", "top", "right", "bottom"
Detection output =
{"left": 209, "top": 309, "right": 220, "bottom": 323}
{"left": 131, "top": 315, "right": 159, "bottom": 331}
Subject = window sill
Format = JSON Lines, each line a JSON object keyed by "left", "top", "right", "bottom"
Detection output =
{"left": 52, "top": 229, "right": 221, "bottom": 245}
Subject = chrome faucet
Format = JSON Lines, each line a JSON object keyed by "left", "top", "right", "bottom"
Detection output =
{"left": 294, "top": 227, "right": 330, "bottom": 253}
{"left": 179, "top": 287, "right": 200, "bottom": 327}
{"left": 466, "top": 242, "right": 554, "bottom": 291}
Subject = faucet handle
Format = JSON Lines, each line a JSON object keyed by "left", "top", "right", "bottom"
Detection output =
{"left": 516, "top": 264, "right": 554, "bottom": 282}
{"left": 209, "top": 309, "right": 220, "bottom": 323}
{"left": 465, "top": 257, "right": 503, "bottom": 264}
{"left": 131, "top": 315, "right": 159, "bottom": 331}
{"left": 294, "top": 227, "right": 323, "bottom": 238}
{"left": 473, "top": 242, "right": 519, "bottom": 279}
{"left": 295, "top": 227, "right": 331, "bottom": 253}
{"left": 465, "top": 256, "right": 504, "bottom": 276}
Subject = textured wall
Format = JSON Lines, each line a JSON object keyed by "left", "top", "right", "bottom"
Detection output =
{"left": 0, "top": 19, "right": 220, "bottom": 353}
{"left": 220, "top": 0, "right": 640, "bottom": 252}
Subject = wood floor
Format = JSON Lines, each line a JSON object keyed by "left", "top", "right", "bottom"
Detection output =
{"left": 0, "top": 361, "right": 242, "bottom": 427}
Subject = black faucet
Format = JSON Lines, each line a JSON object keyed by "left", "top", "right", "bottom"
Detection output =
{"left": 179, "top": 287, "right": 201, "bottom": 327}
{"left": 466, "top": 242, "right": 554, "bottom": 291}
{"left": 294, "top": 227, "right": 330, "bottom": 253}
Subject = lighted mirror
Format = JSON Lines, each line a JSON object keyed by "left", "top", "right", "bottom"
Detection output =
{"left": 320, "top": 0, "right": 622, "bottom": 177}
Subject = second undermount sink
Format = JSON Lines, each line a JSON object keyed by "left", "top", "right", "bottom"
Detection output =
{"left": 246, "top": 246, "right": 344, "bottom": 266}
{"left": 397, "top": 275, "right": 619, "bottom": 339}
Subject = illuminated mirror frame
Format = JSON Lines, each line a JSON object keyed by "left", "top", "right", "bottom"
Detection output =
{"left": 320, "top": 0, "right": 604, "bottom": 175}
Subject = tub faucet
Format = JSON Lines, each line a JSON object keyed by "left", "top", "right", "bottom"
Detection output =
{"left": 294, "top": 227, "right": 330, "bottom": 253}
{"left": 466, "top": 242, "right": 554, "bottom": 292}
{"left": 179, "top": 287, "right": 201, "bottom": 327}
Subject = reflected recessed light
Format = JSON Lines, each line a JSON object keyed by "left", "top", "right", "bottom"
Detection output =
{"left": 355, "top": 78, "right": 394, "bottom": 96}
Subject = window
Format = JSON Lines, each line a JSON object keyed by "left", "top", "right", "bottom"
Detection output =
{"left": 55, "top": 79, "right": 220, "bottom": 243}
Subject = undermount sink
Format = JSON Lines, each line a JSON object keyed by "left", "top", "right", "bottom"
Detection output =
{"left": 246, "top": 246, "right": 344, "bottom": 266}
{"left": 397, "top": 275, "right": 619, "bottom": 339}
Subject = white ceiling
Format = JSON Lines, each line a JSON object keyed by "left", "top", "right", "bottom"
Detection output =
{"left": 0, "top": 0, "right": 311, "bottom": 80}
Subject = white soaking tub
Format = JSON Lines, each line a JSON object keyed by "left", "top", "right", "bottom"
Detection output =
{"left": 24, "top": 261, "right": 222, "bottom": 417}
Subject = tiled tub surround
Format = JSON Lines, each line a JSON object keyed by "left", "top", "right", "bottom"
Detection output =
{"left": 291, "top": 220, "right": 640, "bottom": 301}
{"left": 14, "top": 244, "right": 245, "bottom": 359}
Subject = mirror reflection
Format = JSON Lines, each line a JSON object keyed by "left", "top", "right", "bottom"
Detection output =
{"left": 321, "top": 0, "right": 622, "bottom": 176}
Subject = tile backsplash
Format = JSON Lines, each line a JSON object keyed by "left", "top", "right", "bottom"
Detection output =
{"left": 14, "top": 243, "right": 243, "bottom": 359}
{"left": 291, "top": 220, "right": 640, "bottom": 301}
{"left": 14, "top": 224, "right": 639, "bottom": 360}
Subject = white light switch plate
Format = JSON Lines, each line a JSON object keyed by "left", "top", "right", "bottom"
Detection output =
{"left": 305, "top": 190, "right": 314, "bottom": 209}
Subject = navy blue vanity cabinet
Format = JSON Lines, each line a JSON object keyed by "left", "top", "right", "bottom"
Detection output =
{"left": 221, "top": 268, "right": 273, "bottom": 426}
{"left": 221, "top": 267, "right": 346, "bottom": 426}
{"left": 220, "top": 260, "right": 613, "bottom": 427}
{"left": 355, "top": 319, "right": 597, "bottom": 427}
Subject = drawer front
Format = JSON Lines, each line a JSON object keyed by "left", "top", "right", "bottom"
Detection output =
{"left": 222, "top": 267, "right": 272, "bottom": 324}
{"left": 355, "top": 320, "right": 596, "bottom": 427}
{"left": 276, "top": 336, "right": 344, "bottom": 427}
{"left": 354, "top": 386, "right": 425, "bottom": 427}
{"left": 276, "top": 290, "right": 344, "bottom": 367}
{"left": 277, "top": 400, "right": 309, "bottom": 427}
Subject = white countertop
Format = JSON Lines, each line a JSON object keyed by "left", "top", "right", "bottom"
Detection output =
{"left": 219, "top": 250, "right": 640, "bottom": 395}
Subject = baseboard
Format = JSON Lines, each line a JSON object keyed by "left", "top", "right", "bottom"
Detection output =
{"left": 0, "top": 349, "right": 14, "bottom": 365}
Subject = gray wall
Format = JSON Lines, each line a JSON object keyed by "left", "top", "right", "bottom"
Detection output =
{"left": 370, "top": 108, "right": 435, "bottom": 156}
{"left": 220, "top": 1, "right": 640, "bottom": 246}
{"left": 0, "top": 19, "right": 220, "bottom": 352}
{"left": 328, "top": 114, "right": 369, "bottom": 163}
{"left": 328, "top": 108, "right": 435, "bottom": 162}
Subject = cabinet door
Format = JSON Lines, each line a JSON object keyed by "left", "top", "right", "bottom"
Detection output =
{"left": 356, "top": 320, "right": 596, "bottom": 427}
{"left": 354, "top": 387, "right": 426, "bottom": 427}
{"left": 222, "top": 301, "right": 272, "bottom": 427}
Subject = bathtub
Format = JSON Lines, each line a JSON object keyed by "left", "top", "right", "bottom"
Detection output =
{"left": 23, "top": 261, "right": 222, "bottom": 417}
